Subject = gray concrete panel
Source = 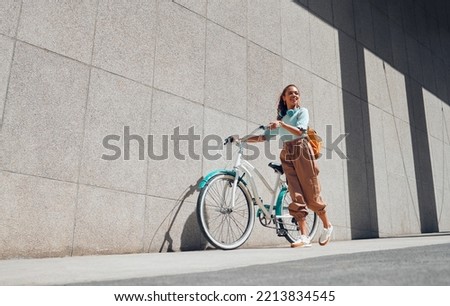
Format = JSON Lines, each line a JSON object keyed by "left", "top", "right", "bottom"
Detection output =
{"left": 78, "top": 69, "right": 152, "bottom": 194}
{"left": 247, "top": 42, "right": 282, "bottom": 125}
{"left": 282, "top": 59, "right": 313, "bottom": 107}
{"left": 432, "top": 56, "right": 448, "bottom": 104}
{"left": 444, "top": 103, "right": 450, "bottom": 145}
{"left": 353, "top": 0, "right": 375, "bottom": 50}
{"left": 423, "top": 89, "right": 444, "bottom": 141}
{"left": 0, "top": 35, "right": 13, "bottom": 126}
{"left": 372, "top": 7, "right": 393, "bottom": 64}
{"left": 387, "top": 172, "right": 420, "bottom": 235}
{"left": 72, "top": 184, "right": 146, "bottom": 256}
{"left": 402, "top": 0, "right": 418, "bottom": 39}
{"left": 389, "top": 20, "right": 409, "bottom": 75}
{"left": 207, "top": 0, "right": 247, "bottom": 37}
{"left": 310, "top": 15, "right": 339, "bottom": 85}
{"left": 384, "top": 63, "right": 409, "bottom": 123}
{"left": 174, "top": 0, "right": 207, "bottom": 16}
{"left": 415, "top": 3, "right": 431, "bottom": 49}
{"left": 437, "top": 185, "right": 450, "bottom": 231}
{"left": 405, "top": 34, "right": 424, "bottom": 85}
{"left": 205, "top": 21, "right": 247, "bottom": 118}
{"left": 440, "top": 27, "right": 450, "bottom": 67}
{"left": 420, "top": 45, "right": 437, "bottom": 94}
{"left": 248, "top": 0, "right": 281, "bottom": 55}
{"left": 0, "top": 171, "right": 77, "bottom": 259}
{"left": 281, "top": 0, "right": 312, "bottom": 70}
{"left": 429, "top": 136, "right": 445, "bottom": 191}
{"left": 309, "top": 0, "right": 333, "bottom": 25}
{"left": 147, "top": 90, "right": 203, "bottom": 199}
{"left": 92, "top": 0, "right": 157, "bottom": 86}
{"left": 312, "top": 75, "right": 342, "bottom": 146}
{"left": 144, "top": 196, "right": 203, "bottom": 253}
{"left": 428, "top": 12, "right": 443, "bottom": 59}
{"left": 319, "top": 151, "right": 349, "bottom": 241}
{"left": 338, "top": 32, "right": 361, "bottom": 98}
{"left": 17, "top": 0, "right": 97, "bottom": 63}
{"left": 0, "top": 43, "right": 89, "bottom": 182}
{"left": 332, "top": 0, "right": 355, "bottom": 38}
{"left": 153, "top": 1, "right": 206, "bottom": 103}
{"left": 364, "top": 49, "right": 391, "bottom": 113}
{"left": 382, "top": 114, "right": 415, "bottom": 179}
{"left": 368, "top": 104, "right": 390, "bottom": 236}
{"left": 202, "top": 108, "right": 247, "bottom": 193}
{"left": 0, "top": 0, "right": 21, "bottom": 37}
{"left": 341, "top": 92, "right": 365, "bottom": 162}
{"left": 387, "top": 0, "right": 404, "bottom": 28}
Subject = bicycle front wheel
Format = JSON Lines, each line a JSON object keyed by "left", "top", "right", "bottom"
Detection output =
{"left": 197, "top": 174, "right": 255, "bottom": 250}
{"left": 278, "top": 189, "right": 318, "bottom": 243}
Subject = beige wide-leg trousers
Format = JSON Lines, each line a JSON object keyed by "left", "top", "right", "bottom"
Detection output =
{"left": 280, "top": 138, "right": 327, "bottom": 222}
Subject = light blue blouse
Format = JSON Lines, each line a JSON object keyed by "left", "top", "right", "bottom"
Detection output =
{"left": 264, "top": 107, "right": 309, "bottom": 142}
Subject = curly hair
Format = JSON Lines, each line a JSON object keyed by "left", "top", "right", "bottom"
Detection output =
{"left": 276, "top": 84, "right": 299, "bottom": 120}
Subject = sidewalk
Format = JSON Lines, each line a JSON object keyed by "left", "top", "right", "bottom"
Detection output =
{"left": 1, "top": 234, "right": 449, "bottom": 285}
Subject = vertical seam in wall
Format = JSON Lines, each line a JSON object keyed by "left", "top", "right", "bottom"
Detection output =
{"left": 279, "top": 0, "right": 283, "bottom": 61}
{"left": 306, "top": 3, "right": 315, "bottom": 126}
{"left": 200, "top": 0, "right": 208, "bottom": 249}
{"left": 202, "top": 1, "right": 208, "bottom": 158}
{"left": 144, "top": 0, "right": 161, "bottom": 253}
{"left": 0, "top": 0, "right": 24, "bottom": 131}
{"left": 246, "top": 0, "right": 249, "bottom": 134}
{"left": 70, "top": 0, "right": 101, "bottom": 257}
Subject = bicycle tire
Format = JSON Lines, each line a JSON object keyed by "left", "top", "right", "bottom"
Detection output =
{"left": 197, "top": 173, "right": 255, "bottom": 250}
{"left": 277, "top": 189, "right": 318, "bottom": 243}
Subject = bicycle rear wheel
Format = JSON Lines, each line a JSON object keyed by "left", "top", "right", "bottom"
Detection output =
{"left": 197, "top": 174, "right": 255, "bottom": 250}
{"left": 277, "top": 189, "right": 318, "bottom": 243}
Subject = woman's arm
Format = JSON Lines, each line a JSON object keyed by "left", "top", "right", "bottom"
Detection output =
{"left": 271, "top": 120, "right": 305, "bottom": 137}
{"left": 245, "top": 135, "right": 267, "bottom": 142}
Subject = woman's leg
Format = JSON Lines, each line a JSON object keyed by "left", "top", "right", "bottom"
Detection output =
{"left": 280, "top": 146, "right": 309, "bottom": 236}
{"left": 318, "top": 212, "right": 331, "bottom": 229}
{"left": 291, "top": 140, "right": 333, "bottom": 244}
{"left": 283, "top": 171, "right": 309, "bottom": 235}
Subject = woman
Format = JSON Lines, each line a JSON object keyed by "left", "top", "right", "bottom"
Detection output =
{"left": 248, "top": 84, "right": 333, "bottom": 248}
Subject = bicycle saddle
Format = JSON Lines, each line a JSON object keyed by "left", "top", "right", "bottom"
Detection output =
{"left": 268, "top": 162, "right": 284, "bottom": 175}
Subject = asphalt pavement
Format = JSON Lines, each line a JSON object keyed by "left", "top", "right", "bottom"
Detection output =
{"left": 1, "top": 233, "right": 449, "bottom": 286}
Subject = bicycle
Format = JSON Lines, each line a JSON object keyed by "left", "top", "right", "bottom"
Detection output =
{"left": 196, "top": 125, "right": 318, "bottom": 250}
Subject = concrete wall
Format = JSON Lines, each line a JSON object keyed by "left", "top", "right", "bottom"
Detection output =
{"left": 0, "top": 0, "right": 449, "bottom": 259}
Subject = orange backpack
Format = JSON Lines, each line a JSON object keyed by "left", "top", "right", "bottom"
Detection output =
{"left": 307, "top": 127, "right": 322, "bottom": 159}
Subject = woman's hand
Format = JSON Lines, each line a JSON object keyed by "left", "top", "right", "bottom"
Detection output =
{"left": 268, "top": 120, "right": 282, "bottom": 130}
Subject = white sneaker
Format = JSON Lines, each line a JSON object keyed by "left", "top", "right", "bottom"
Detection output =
{"left": 319, "top": 224, "right": 333, "bottom": 246}
{"left": 291, "top": 235, "right": 312, "bottom": 248}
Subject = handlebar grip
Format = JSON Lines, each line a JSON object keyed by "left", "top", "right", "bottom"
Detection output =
{"left": 224, "top": 136, "right": 234, "bottom": 145}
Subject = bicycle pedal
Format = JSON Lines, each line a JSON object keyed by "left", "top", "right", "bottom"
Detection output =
{"left": 276, "top": 229, "right": 287, "bottom": 236}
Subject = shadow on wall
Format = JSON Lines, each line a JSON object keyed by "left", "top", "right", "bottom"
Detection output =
{"left": 147, "top": 177, "right": 208, "bottom": 253}
{"left": 293, "top": 0, "right": 445, "bottom": 237}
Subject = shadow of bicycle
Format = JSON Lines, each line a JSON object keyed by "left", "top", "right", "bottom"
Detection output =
{"left": 146, "top": 177, "right": 208, "bottom": 253}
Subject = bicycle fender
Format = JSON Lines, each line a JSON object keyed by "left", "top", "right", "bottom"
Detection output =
{"left": 275, "top": 186, "right": 288, "bottom": 215}
{"left": 198, "top": 169, "right": 241, "bottom": 190}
